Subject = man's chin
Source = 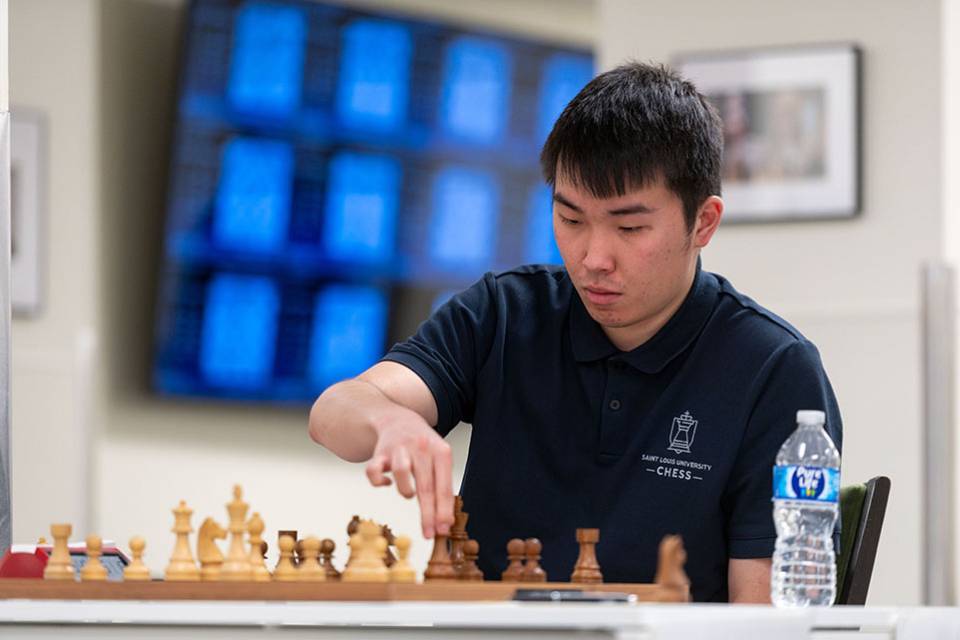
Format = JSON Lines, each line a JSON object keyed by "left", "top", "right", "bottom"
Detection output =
{"left": 584, "top": 305, "right": 628, "bottom": 328}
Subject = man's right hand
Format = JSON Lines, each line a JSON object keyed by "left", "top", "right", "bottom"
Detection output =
{"left": 365, "top": 408, "right": 455, "bottom": 539}
{"left": 308, "top": 361, "right": 455, "bottom": 540}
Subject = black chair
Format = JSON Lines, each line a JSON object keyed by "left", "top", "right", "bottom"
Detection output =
{"left": 836, "top": 475, "right": 891, "bottom": 605}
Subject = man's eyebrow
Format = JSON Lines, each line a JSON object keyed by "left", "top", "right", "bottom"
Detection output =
{"left": 607, "top": 202, "right": 657, "bottom": 215}
{"left": 552, "top": 191, "right": 583, "bottom": 213}
{"left": 554, "top": 190, "right": 657, "bottom": 216}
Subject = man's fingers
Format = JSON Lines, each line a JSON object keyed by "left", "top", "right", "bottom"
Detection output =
{"left": 433, "top": 441, "right": 455, "bottom": 535}
{"left": 365, "top": 454, "right": 392, "bottom": 487}
{"left": 412, "top": 445, "right": 436, "bottom": 539}
{"left": 391, "top": 448, "right": 416, "bottom": 499}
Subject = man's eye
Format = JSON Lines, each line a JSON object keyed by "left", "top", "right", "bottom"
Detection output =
{"left": 620, "top": 226, "right": 645, "bottom": 233}
{"left": 559, "top": 215, "right": 580, "bottom": 226}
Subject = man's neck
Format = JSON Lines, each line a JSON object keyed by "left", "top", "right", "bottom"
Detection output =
{"left": 602, "top": 263, "right": 699, "bottom": 352}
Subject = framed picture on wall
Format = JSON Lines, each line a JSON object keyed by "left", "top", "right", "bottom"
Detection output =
{"left": 10, "top": 109, "right": 46, "bottom": 315}
{"left": 676, "top": 43, "right": 861, "bottom": 223}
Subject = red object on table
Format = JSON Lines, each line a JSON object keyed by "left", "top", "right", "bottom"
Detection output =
{"left": 0, "top": 546, "right": 51, "bottom": 578}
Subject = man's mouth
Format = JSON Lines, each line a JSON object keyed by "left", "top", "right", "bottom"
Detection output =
{"left": 584, "top": 286, "right": 622, "bottom": 306}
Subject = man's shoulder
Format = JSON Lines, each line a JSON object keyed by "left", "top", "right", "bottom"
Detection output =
{"left": 708, "top": 272, "right": 810, "bottom": 351}
{"left": 488, "top": 264, "right": 569, "bottom": 286}
{"left": 481, "top": 264, "right": 573, "bottom": 306}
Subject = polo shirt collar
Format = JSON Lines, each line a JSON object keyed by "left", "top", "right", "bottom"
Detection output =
{"left": 569, "top": 259, "right": 719, "bottom": 374}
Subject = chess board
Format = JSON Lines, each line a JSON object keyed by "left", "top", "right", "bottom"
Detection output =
{"left": 0, "top": 578, "right": 689, "bottom": 602}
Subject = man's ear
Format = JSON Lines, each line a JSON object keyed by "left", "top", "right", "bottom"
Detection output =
{"left": 693, "top": 196, "right": 723, "bottom": 248}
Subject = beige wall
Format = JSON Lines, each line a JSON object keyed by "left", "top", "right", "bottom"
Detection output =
{"left": 600, "top": 0, "right": 944, "bottom": 604}
{"left": 948, "top": 0, "right": 960, "bottom": 601}
{"left": 9, "top": 0, "right": 101, "bottom": 541}
{"left": 10, "top": 0, "right": 595, "bottom": 576}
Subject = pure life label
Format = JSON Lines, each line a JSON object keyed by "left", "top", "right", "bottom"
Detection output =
{"left": 773, "top": 465, "right": 840, "bottom": 502}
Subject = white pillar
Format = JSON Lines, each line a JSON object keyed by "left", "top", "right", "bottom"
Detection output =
{"left": 0, "top": 0, "right": 11, "bottom": 553}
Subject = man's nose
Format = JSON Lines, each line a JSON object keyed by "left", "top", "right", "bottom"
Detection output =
{"left": 581, "top": 231, "right": 615, "bottom": 273}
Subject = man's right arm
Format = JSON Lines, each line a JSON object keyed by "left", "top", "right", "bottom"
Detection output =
{"left": 308, "top": 361, "right": 454, "bottom": 538}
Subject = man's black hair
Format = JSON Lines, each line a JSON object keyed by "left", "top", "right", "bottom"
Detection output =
{"left": 540, "top": 61, "right": 723, "bottom": 231}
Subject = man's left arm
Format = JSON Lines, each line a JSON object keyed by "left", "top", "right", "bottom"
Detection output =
{"left": 723, "top": 338, "right": 843, "bottom": 603}
{"left": 729, "top": 558, "right": 772, "bottom": 603}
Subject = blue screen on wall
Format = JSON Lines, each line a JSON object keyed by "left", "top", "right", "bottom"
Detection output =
{"left": 153, "top": 0, "right": 594, "bottom": 403}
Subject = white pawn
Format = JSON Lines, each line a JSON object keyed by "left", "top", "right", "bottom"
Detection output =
{"left": 124, "top": 536, "right": 151, "bottom": 581}
{"left": 389, "top": 535, "right": 416, "bottom": 583}
{"left": 273, "top": 535, "right": 298, "bottom": 581}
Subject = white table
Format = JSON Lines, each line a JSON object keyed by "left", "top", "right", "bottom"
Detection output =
{"left": 0, "top": 600, "right": 950, "bottom": 640}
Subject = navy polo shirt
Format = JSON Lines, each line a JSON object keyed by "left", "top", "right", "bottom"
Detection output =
{"left": 383, "top": 263, "right": 842, "bottom": 602}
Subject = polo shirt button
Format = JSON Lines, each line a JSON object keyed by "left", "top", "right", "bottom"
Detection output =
{"left": 609, "top": 399, "right": 621, "bottom": 411}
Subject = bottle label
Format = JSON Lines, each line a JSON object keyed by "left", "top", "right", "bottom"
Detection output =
{"left": 773, "top": 465, "right": 839, "bottom": 502}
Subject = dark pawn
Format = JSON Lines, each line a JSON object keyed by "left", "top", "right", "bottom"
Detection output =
{"left": 320, "top": 538, "right": 341, "bottom": 580}
{"left": 522, "top": 538, "right": 547, "bottom": 582}
{"left": 460, "top": 539, "right": 484, "bottom": 581}
{"left": 501, "top": 538, "right": 525, "bottom": 582}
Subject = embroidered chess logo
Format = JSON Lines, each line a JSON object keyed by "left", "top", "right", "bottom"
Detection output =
{"left": 668, "top": 411, "right": 698, "bottom": 454}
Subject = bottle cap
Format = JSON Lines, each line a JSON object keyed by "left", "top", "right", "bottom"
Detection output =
{"left": 796, "top": 410, "right": 826, "bottom": 426}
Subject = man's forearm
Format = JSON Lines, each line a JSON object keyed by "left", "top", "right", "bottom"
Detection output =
{"left": 728, "top": 558, "right": 772, "bottom": 603}
{"left": 308, "top": 379, "right": 391, "bottom": 462}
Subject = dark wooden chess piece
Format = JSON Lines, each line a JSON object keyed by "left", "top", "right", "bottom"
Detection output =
{"left": 501, "top": 538, "right": 525, "bottom": 582}
{"left": 424, "top": 533, "right": 457, "bottom": 581}
{"left": 320, "top": 538, "right": 341, "bottom": 580}
{"left": 459, "top": 539, "right": 484, "bottom": 581}
{"left": 450, "top": 496, "right": 469, "bottom": 576}
{"left": 521, "top": 538, "right": 547, "bottom": 582}
{"left": 570, "top": 528, "right": 603, "bottom": 583}
{"left": 381, "top": 525, "right": 397, "bottom": 568}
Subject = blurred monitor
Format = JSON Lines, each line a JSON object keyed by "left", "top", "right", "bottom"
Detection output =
{"left": 152, "top": 0, "right": 594, "bottom": 403}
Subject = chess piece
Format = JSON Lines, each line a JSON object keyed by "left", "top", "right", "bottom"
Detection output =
{"left": 43, "top": 523, "right": 75, "bottom": 580}
{"left": 459, "top": 539, "right": 484, "bottom": 581}
{"left": 320, "top": 539, "right": 341, "bottom": 580}
{"left": 246, "top": 512, "right": 271, "bottom": 581}
{"left": 654, "top": 535, "right": 690, "bottom": 590}
{"left": 388, "top": 535, "right": 416, "bottom": 583}
{"left": 345, "top": 516, "right": 361, "bottom": 568}
{"left": 197, "top": 517, "right": 226, "bottom": 581}
{"left": 381, "top": 524, "right": 397, "bottom": 567}
{"left": 297, "top": 537, "right": 326, "bottom": 581}
{"left": 521, "top": 538, "right": 547, "bottom": 582}
{"left": 278, "top": 530, "right": 298, "bottom": 565}
{"left": 423, "top": 532, "right": 456, "bottom": 581}
{"left": 124, "top": 536, "right": 151, "bottom": 581}
{"left": 273, "top": 534, "right": 299, "bottom": 581}
{"left": 220, "top": 485, "right": 254, "bottom": 580}
{"left": 165, "top": 501, "right": 200, "bottom": 581}
{"left": 450, "top": 497, "right": 469, "bottom": 576}
{"left": 347, "top": 515, "right": 361, "bottom": 535}
{"left": 342, "top": 520, "right": 390, "bottom": 582}
{"left": 501, "top": 538, "right": 525, "bottom": 582}
{"left": 80, "top": 535, "right": 108, "bottom": 581}
{"left": 570, "top": 528, "right": 603, "bottom": 583}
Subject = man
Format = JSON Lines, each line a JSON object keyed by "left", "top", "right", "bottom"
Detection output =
{"left": 308, "top": 62, "right": 842, "bottom": 603}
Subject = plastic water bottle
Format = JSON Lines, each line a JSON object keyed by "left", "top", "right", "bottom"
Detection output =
{"left": 771, "top": 410, "right": 841, "bottom": 607}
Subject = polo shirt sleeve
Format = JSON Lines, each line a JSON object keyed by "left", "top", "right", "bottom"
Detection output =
{"left": 381, "top": 273, "right": 499, "bottom": 437}
{"left": 723, "top": 338, "right": 844, "bottom": 558}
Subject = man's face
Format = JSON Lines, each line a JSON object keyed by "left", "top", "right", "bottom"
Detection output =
{"left": 552, "top": 173, "right": 706, "bottom": 350}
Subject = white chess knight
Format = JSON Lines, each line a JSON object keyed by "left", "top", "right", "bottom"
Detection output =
{"left": 668, "top": 411, "right": 697, "bottom": 454}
